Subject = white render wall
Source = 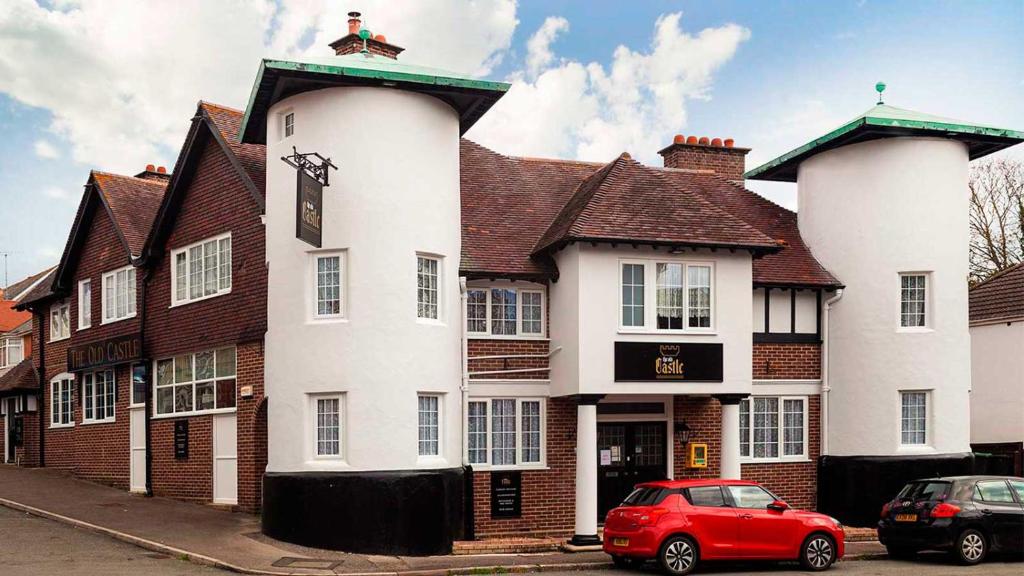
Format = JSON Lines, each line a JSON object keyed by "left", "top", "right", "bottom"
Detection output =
{"left": 970, "top": 321, "right": 1024, "bottom": 444}
{"left": 549, "top": 244, "right": 753, "bottom": 397}
{"left": 798, "top": 137, "right": 972, "bottom": 456}
{"left": 264, "top": 87, "right": 463, "bottom": 473}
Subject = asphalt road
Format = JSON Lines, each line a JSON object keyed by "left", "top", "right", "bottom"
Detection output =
{"left": 0, "top": 505, "right": 227, "bottom": 575}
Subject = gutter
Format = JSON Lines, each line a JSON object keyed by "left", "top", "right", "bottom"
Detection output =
{"left": 139, "top": 266, "right": 154, "bottom": 496}
{"left": 820, "top": 289, "right": 844, "bottom": 456}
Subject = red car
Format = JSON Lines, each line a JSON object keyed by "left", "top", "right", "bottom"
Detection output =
{"left": 603, "top": 479, "right": 845, "bottom": 574}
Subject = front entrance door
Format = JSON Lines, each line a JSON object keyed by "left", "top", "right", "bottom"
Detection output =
{"left": 4, "top": 398, "right": 16, "bottom": 463}
{"left": 212, "top": 413, "right": 238, "bottom": 505}
{"left": 597, "top": 422, "right": 668, "bottom": 520}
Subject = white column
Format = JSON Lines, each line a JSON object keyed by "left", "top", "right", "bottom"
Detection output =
{"left": 718, "top": 395, "right": 743, "bottom": 480}
{"left": 571, "top": 398, "right": 600, "bottom": 545}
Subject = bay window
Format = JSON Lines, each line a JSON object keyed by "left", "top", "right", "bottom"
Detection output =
{"left": 171, "top": 233, "right": 232, "bottom": 305}
{"left": 739, "top": 396, "right": 807, "bottom": 461}
{"left": 82, "top": 370, "right": 115, "bottom": 423}
{"left": 466, "top": 397, "right": 545, "bottom": 468}
{"left": 155, "top": 347, "right": 236, "bottom": 416}
{"left": 102, "top": 265, "right": 136, "bottom": 323}
{"left": 465, "top": 286, "right": 546, "bottom": 337}
{"left": 621, "top": 260, "right": 714, "bottom": 331}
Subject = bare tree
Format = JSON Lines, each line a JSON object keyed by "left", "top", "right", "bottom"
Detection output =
{"left": 969, "top": 158, "right": 1023, "bottom": 283}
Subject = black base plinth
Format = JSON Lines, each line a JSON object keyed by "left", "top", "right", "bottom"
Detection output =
{"left": 262, "top": 468, "right": 465, "bottom": 556}
{"left": 569, "top": 534, "right": 602, "bottom": 546}
{"left": 817, "top": 452, "right": 973, "bottom": 527}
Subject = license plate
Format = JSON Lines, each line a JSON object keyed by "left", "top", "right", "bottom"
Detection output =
{"left": 612, "top": 538, "right": 629, "bottom": 547}
{"left": 895, "top": 513, "right": 917, "bottom": 522}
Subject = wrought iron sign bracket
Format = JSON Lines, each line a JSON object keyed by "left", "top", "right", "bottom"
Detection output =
{"left": 281, "top": 147, "right": 338, "bottom": 186}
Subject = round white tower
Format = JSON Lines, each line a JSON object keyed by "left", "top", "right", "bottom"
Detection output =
{"left": 237, "top": 24, "right": 508, "bottom": 554}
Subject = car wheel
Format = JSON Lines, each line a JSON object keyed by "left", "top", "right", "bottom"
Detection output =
{"left": 953, "top": 529, "right": 987, "bottom": 565}
{"left": 885, "top": 545, "right": 917, "bottom": 559}
{"left": 659, "top": 535, "right": 698, "bottom": 575}
{"left": 800, "top": 533, "right": 837, "bottom": 571}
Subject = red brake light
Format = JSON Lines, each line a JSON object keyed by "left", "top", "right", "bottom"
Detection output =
{"left": 637, "top": 508, "right": 670, "bottom": 526}
{"left": 930, "top": 503, "right": 961, "bottom": 518}
{"left": 880, "top": 502, "right": 891, "bottom": 518}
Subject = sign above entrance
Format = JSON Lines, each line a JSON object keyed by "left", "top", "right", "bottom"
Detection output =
{"left": 67, "top": 333, "right": 142, "bottom": 372}
{"left": 613, "top": 342, "right": 723, "bottom": 382}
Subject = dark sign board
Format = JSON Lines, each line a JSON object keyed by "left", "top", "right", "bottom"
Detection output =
{"left": 174, "top": 420, "right": 189, "bottom": 460}
{"left": 296, "top": 170, "right": 323, "bottom": 248}
{"left": 614, "top": 342, "right": 723, "bottom": 382}
{"left": 67, "top": 333, "right": 142, "bottom": 372}
{"left": 490, "top": 470, "right": 522, "bottom": 519}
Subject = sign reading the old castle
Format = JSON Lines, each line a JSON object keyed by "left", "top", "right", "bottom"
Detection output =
{"left": 296, "top": 170, "right": 323, "bottom": 248}
{"left": 614, "top": 342, "right": 723, "bottom": 382}
{"left": 67, "top": 333, "right": 142, "bottom": 371}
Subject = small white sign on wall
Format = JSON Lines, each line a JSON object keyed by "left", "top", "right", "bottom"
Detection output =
{"left": 600, "top": 449, "right": 612, "bottom": 466}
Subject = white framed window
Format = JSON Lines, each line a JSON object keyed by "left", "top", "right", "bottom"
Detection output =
{"left": 899, "top": 273, "right": 929, "bottom": 328}
{"left": 465, "top": 397, "right": 546, "bottom": 469}
{"left": 417, "top": 394, "right": 442, "bottom": 458}
{"left": 50, "top": 375, "right": 74, "bottom": 428}
{"left": 0, "top": 337, "right": 23, "bottom": 368}
{"left": 284, "top": 112, "right": 295, "bottom": 138}
{"left": 82, "top": 370, "right": 115, "bottom": 424}
{"left": 310, "top": 393, "right": 344, "bottom": 459}
{"left": 416, "top": 255, "right": 441, "bottom": 320}
{"left": 130, "top": 363, "right": 147, "bottom": 407}
{"left": 154, "top": 347, "right": 236, "bottom": 416}
{"left": 465, "top": 285, "right": 546, "bottom": 338}
{"left": 101, "top": 265, "right": 137, "bottom": 323}
{"left": 739, "top": 396, "right": 807, "bottom": 461}
{"left": 49, "top": 301, "right": 70, "bottom": 341}
{"left": 900, "top": 391, "right": 929, "bottom": 446}
{"left": 78, "top": 279, "right": 91, "bottom": 329}
{"left": 312, "top": 252, "right": 345, "bottom": 319}
{"left": 620, "top": 259, "right": 715, "bottom": 332}
{"left": 171, "top": 232, "right": 232, "bottom": 306}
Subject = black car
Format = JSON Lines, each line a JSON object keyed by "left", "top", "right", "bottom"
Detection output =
{"left": 877, "top": 475, "right": 1024, "bottom": 564}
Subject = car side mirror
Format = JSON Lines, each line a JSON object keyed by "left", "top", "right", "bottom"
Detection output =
{"left": 768, "top": 500, "right": 789, "bottom": 512}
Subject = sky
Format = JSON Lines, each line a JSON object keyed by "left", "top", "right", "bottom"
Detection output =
{"left": 0, "top": 0, "right": 1022, "bottom": 286}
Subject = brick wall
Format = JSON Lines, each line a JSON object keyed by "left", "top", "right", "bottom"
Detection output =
{"left": 468, "top": 339, "right": 549, "bottom": 380}
{"left": 742, "top": 396, "right": 820, "bottom": 510}
{"left": 472, "top": 396, "right": 576, "bottom": 538}
{"left": 659, "top": 144, "right": 749, "bottom": 181}
{"left": 752, "top": 343, "right": 821, "bottom": 380}
{"left": 673, "top": 396, "right": 723, "bottom": 480}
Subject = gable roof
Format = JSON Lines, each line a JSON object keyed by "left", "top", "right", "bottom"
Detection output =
{"left": 142, "top": 102, "right": 265, "bottom": 263}
{"left": 534, "top": 154, "right": 780, "bottom": 255}
{"left": 970, "top": 263, "right": 1024, "bottom": 324}
{"left": 2, "top": 266, "right": 56, "bottom": 302}
{"left": 0, "top": 359, "right": 38, "bottom": 396}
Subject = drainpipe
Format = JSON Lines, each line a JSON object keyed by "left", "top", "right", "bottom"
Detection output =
{"left": 821, "top": 289, "right": 843, "bottom": 456}
{"left": 459, "top": 277, "right": 469, "bottom": 466}
{"left": 139, "top": 266, "right": 153, "bottom": 496}
{"left": 37, "top": 308, "right": 46, "bottom": 468}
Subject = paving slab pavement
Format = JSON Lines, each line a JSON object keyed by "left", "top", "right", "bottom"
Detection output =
{"left": 0, "top": 465, "right": 886, "bottom": 575}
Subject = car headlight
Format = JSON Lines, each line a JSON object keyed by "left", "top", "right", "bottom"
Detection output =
{"left": 830, "top": 517, "right": 843, "bottom": 530}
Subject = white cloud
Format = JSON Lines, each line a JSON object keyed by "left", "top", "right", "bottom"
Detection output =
{"left": 33, "top": 139, "right": 59, "bottom": 159}
{"left": 470, "top": 13, "right": 751, "bottom": 163}
{"left": 0, "top": 0, "right": 518, "bottom": 173}
{"left": 42, "top": 185, "right": 75, "bottom": 201}
{"left": 525, "top": 16, "right": 569, "bottom": 78}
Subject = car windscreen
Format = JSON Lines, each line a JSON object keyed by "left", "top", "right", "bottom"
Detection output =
{"left": 622, "top": 487, "right": 669, "bottom": 506}
{"left": 896, "top": 481, "right": 951, "bottom": 502}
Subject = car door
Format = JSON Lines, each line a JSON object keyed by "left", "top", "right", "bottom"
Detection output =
{"left": 683, "top": 485, "right": 739, "bottom": 559}
{"left": 726, "top": 484, "right": 801, "bottom": 559}
{"left": 974, "top": 479, "right": 1024, "bottom": 553}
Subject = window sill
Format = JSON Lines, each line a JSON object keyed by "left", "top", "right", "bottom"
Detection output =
{"left": 78, "top": 325, "right": 91, "bottom": 331}
{"left": 170, "top": 289, "right": 232, "bottom": 309}
{"left": 416, "top": 455, "right": 449, "bottom": 467}
{"left": 617, "top": 329, "right": 718, "bottom": 336}
{"left": 49, "top": 423, "right": 75, "bottom": 430}
{"left": 416, "top": 318, "right": 447, "bottom": 327}
{"left": 468, "top": 464, "right": 549, "bottom": 472}
{"left": 101, "top": 313, "right": 137, "bottom": 326}
{"left": 740, "top": 457, "right": 811, "bottom": 465}
{"left": 304, "top": 459, "right": 351, "bottom": 469}
{"left": 467, "top": 335, "right": 548, "bottom": 341}
{"left": 151, "top": 407, "right": 237, "bottom": 420}
{"left": 49, "top": 335, "right": 70, "bottom": 343}
{"left": 81, "top": 418, "right": 116, "bottom": 426}
{"left": 307, "top": 316, "right": 348, "bottom": 326}
{"left": 897, "top": 445, "right": 935, "bottom": 454}
{"left": 897, "top": 327, "right": 933, "bottom": 334}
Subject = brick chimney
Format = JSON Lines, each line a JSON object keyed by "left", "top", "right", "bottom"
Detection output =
{"left": 658, "top": 135, "right": 751, "bottom": 181}
{"left": 135, "top": 164, "right": 171, "bottom": 182}
{"left": 329, "top": 11, "right": 405, "bottom": 59}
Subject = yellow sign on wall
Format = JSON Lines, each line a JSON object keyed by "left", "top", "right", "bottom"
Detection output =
{"left": 688, "top": 443, "right": 708, "bottom": 468}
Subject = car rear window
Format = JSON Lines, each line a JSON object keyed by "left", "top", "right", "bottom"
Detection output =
{"left": 623, "top": 487, "right": 670, "bottom": 506}
{"left": 896, "top": 481, "right": 950, "bottom": 501}
{"left": 685, "top": 486, "right": 726, "bottom": 507}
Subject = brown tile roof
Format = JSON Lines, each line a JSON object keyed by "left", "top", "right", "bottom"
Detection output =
{"left": 0, "top": 302, "right": 30, "bottom": 332}
{"left": 460, "top": 140, "right": 840, "bottom": 287}
{"left": 2, "top": 266, "right": 55, "bottom": 302}
{"left": 534, "top": 154, "right": 780, "bottom": 254}
{"left": 11, "top": 268, "right": 56, "bottom": 310}
{"left": 0, "top": 359, "right": 37, "bottom": 395}
{"left": 91, "top": 171, "right": 168, "bottom": 257}
{"left": 970, "top": 263, "right": 1024, "bottom": 323}
{"left": 199, "top": 102, "right": 266, "bottom": 199}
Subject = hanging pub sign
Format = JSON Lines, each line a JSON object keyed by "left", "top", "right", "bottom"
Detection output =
{"left": 490, "top": 470, "right": 522, "bottom": 519}
{"left": 614, "top": 342, "right": 723, "bottom": 382}
{"left": 282, "top": 147, "right": 337, "bottom": 249}
{"left": 67, "top": 333, "right": 143, "bottom": 372}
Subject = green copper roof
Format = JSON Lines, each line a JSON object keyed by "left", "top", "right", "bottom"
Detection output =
{"left": 239, "top": 53, "right": 510, "bottom": 144}
{"left": 745, "top": 104, "right": 1024, "bottom": 182}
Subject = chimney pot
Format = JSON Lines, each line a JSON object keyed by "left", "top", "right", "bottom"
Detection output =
{"left": 146, "top": 164, "right": 155, "bottom": 172}
{"left": 686, "top": 136, "right": 698, "bottom": 145}
{"left": 375, "top": 34, "right": 387, "bottom": 42}
{"left": 347, "top": 11, "right": 361, "bottom": 35}
{"left": 711, "top": 137, "right": 723, "bottom": 147}
{"left": 157, "top": 166, "right": 167, "bottom": 174}
{"left": 659, "top": 135, "right": 749, "bottom": 180}
{"left": 698, "top": 136, "right": 710, "bottom": 145}
{"left": 724, "top": 138, "right": 735, "bottom": 148}
{"left": 673, "top": 134, "right": 685, "bottom": 144}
